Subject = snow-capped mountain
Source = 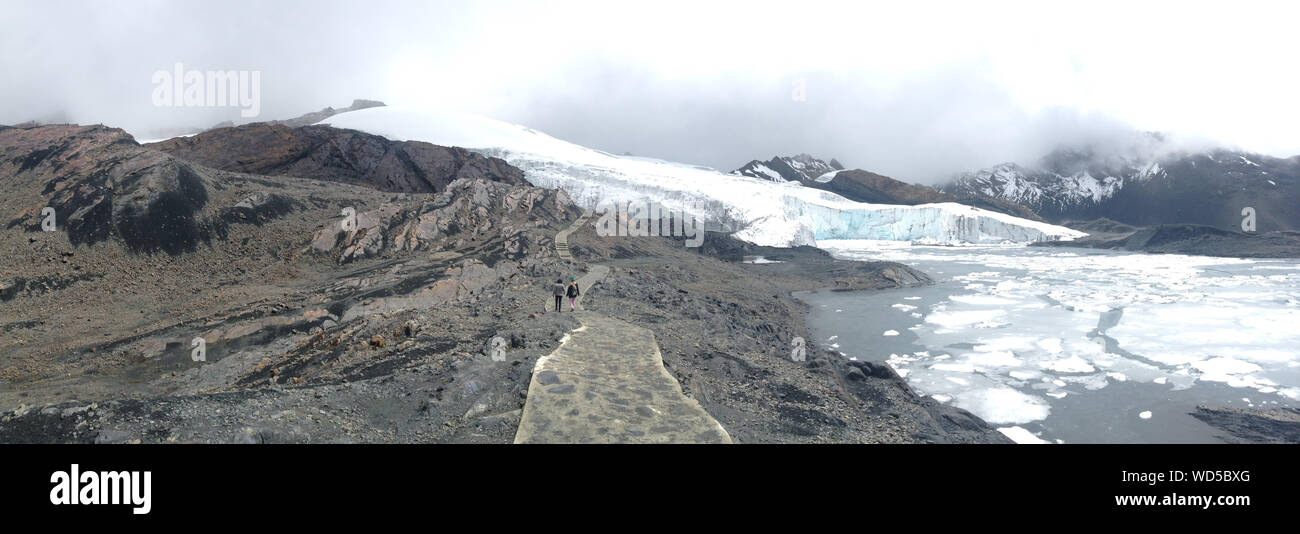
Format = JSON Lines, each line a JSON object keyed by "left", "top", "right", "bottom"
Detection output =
{"left": 941, "top": 146, "right": 1300, "bottom": 231}
{"left": 322, "top": 106, "right": 1084, "bottom": 246}
{"left": 731, "top": 154, "right": 1046, "bottom": 221}
{"left": 940, "top": 154, "right": 1139, "bottom": 216}
{"left": 732, "top": 154, "right": 844, "bottom": 183}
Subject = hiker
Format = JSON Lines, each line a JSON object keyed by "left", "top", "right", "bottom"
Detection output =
{"left": 552, "top": 278, "right": 566, "bottom": 312}
{"left": 566, "top": 276, "right": 580, "bottom": 311}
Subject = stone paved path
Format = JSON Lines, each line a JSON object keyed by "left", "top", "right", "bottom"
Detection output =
{"left": 514, "top": 312, "right": 732, "bottom": 443}
{"left": 553, "top": 209, "right": 592, "bottom": 261}
{"left": 515, "top": 211, "right": 732, "bottom": 443}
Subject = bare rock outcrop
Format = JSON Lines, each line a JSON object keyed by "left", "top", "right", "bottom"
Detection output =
{"left": 310, "top": 178, "right": 579, "bottom": 263}
{"left": 146, "top": 123, "right": 525, "bottom": 194}
{"left": 1, "top": 124, "right": 299, "bottom": 255}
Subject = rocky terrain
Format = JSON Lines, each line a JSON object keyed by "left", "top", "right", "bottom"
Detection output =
{"left": 1191, "top": 406, "right": 1300, "bottom": 444}
{"left": 0, "top": 122, "right": 570, "bottom": 442}
{"left": 129, "top": 99, "right": 387, "bottom": 142}
{"left": 1034, "top": 218, "right": 1300, "bottom": 258}
{"left": 0, "top": 122, "right": 1010, "bottom": 444}
{"left": 146, "top": 122, "right": 524, "bottom": 194}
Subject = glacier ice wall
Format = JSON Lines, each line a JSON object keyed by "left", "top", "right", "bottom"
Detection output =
{"left": 797, "top": 200, "right": 1079, "bottom": 243}
{"left": 323, "top": 107, "right": 1086, "bottom": 247}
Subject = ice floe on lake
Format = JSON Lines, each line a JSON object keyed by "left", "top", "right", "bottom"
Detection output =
{"left": 820, "top": 239, "right": 1300, "bottom": 441}
{"left": 998, "top": 426, "right": 1050, "bottom": 444}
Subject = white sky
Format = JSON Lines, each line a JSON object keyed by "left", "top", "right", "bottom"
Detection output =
{"left": 3, "top": 0, "right": 1298, "bottom": 181}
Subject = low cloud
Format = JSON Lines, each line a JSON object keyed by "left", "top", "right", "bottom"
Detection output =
{"left": 3, "top": 1, "right": 1295, "bottom": 183}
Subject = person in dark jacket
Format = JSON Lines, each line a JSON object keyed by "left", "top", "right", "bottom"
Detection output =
{"left": 566, "top": 276, "right": 580, "bottom": 311}
{"left": 552, "top": 278, "right": 566, "bottom": 312}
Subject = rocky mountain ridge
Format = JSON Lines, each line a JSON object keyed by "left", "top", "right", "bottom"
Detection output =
{"left": 732, "top": 153, "right": 844, "bottom": 182}
{"left": 941, "top": 145, "right": 1300, "bottom": 231}
{"left": 730, "top": 154, "right": 1043, "bottom": 221}
{"left": 146, "top": 122, "right": 525, "bottom": 194}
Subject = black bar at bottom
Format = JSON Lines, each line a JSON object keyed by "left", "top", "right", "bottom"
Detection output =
{"left": 1, "top": 444, "right": 1288, "bottom": 522}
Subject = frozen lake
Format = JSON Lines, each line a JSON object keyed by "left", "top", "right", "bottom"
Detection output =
{"left": 797, "top": 240, "right": 1300, "bottom": 444}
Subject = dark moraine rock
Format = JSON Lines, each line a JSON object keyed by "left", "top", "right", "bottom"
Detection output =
{"left": 146, "top": 123, "right": 525, "bottom": 194}
{"left": 0, "top": 124, "right": 301, "bottom": 255}
{"left": 1191, "top": 406, "right": 1300, "bottom": 443}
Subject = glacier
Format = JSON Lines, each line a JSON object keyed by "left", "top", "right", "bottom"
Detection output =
{"left": 322, "top": 106, "right": 1085, "bottom": 247}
